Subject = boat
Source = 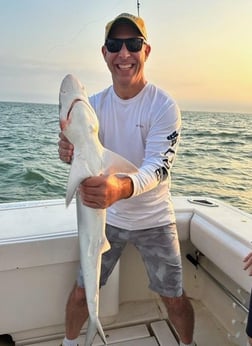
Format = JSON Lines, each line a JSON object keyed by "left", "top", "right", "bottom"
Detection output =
{"left": 0, "top": 196, "right": 251, "bottom": 346}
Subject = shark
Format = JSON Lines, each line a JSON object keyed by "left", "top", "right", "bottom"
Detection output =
{"left": 59, "top": 74, "right": 137, "bottom": 345}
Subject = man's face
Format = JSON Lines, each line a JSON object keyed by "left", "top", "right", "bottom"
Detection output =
{"left": 102, "top": 23, "right": 151, "bottom": 91}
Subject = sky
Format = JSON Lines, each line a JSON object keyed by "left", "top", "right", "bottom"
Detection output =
{"left": 1, "top": 0, "right": 252, "bottom": 113}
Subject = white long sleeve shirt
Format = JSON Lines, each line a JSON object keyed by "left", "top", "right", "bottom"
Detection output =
{"left": 90, "top": 83, "right": 181, "bottom": 230}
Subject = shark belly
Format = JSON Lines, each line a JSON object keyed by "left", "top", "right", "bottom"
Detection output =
{"left": 76, "top": 193, "right": 109, "bottom": 345}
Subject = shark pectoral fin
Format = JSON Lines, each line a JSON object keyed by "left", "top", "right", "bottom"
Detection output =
{"left": 65, "top": 158, "right": 89, "bottom": 207}
{"left": 102, "top": 148, "right": 138, "bottom": 175}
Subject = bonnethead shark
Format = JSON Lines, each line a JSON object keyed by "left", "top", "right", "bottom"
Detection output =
{"left": 59, "top": 74, "right": 137, "bottom": 345}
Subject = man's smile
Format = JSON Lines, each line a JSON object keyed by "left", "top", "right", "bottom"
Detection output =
{"left": 117, "top": 63, "right": 134, "bottom": 70}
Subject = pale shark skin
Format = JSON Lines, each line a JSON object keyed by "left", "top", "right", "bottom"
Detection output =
{"left": 59, "top": 74, "right": 137, "bottom": 346}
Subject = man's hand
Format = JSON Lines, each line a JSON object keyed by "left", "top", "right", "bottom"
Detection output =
{"left": 79, "top": 174, "right": 133, "bottom": 209}
{"left": 243, "top": 252, "right": 252, "bottom": 275}
{"left": 58, "top": 132, "right": 74, "bottom": 163}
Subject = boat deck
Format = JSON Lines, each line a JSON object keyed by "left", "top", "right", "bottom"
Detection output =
{"left": 0, "top": 299, "right": 237, "bottom": 346}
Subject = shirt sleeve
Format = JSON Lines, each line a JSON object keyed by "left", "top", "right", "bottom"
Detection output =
{"left": 128, "top": 100, "right": 181, "bottom": 197}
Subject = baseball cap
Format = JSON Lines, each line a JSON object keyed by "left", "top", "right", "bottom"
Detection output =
{"left": 105, "top": 13, "right": 147, "bottom": 41}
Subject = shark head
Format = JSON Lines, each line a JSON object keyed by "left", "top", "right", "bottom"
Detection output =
{"left": 58, "top": 74, "right": 103, "bottom": 206}
{"left": 59, "top": 74, "right": 88, "bottom": 130}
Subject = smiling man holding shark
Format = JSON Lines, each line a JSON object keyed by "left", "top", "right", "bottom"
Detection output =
{"left": 58, "top": 12, "right": 196, "bottom": 346}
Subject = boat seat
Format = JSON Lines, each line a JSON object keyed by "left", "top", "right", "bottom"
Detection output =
{"left": 176, "top": 211, "right": 192, "bottom": 241}
{"left": 190, "top": 213, "right": 252, "bottom": 293}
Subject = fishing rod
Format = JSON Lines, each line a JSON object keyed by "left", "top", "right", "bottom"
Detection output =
{"left": 137, "top": 0, "right": 140, "bottom": 16}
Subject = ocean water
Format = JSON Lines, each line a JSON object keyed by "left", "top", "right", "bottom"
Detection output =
{"left": 0, "top": 101, "right": 251, "bottom": 214}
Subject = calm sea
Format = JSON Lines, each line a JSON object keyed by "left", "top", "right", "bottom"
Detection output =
{"left": 0, "top": 101, "right": 251, "bottom": 214}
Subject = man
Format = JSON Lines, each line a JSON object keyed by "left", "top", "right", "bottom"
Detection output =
{"left": 244, "top": 252, "right": 252, "bottom": 345}
{"left": 58, "top": 13, "right": 196, "bottom": 346}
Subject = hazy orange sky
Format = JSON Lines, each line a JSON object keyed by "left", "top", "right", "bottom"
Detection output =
{"left": 1, "top": 0, "right": 251, "bottom": 113}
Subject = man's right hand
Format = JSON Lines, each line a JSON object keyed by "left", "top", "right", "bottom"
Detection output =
{"left": 243, "top": 252, "right": 252, "bottom": 276}
{"left": 58, "top": 132, "right": 74, "bottom": 164}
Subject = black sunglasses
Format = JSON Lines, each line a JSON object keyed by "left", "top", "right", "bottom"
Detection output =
{"left": 105, "top": 37, "right": 146, "bottom": 53}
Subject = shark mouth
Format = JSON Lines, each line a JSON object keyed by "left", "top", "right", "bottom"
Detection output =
{"left": 66, "top": 98, "right": 84, "bottom": 120}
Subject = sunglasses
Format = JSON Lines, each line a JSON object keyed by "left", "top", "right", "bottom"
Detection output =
{"left": 105, "top": 37, "right": 146, "bottom": 53}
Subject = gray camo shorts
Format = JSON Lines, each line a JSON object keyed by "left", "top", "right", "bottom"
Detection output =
{"left": 77, "top": 223, "right": 183, "bottom": 297}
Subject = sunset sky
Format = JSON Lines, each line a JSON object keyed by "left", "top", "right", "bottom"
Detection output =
{"left": 1, "top": 0, "right": 252, "bottom": 113}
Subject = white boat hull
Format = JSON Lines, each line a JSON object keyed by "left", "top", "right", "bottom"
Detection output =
{"left": 0, "top": 197, "right": 251, "bottom": 345}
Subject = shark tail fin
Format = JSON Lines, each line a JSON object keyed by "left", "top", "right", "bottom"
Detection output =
{"left": 84, "top": 318, "right": 107, "bottom": 346}
{"left": 97, "top": 318, "right": 107, "bottom": 344}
